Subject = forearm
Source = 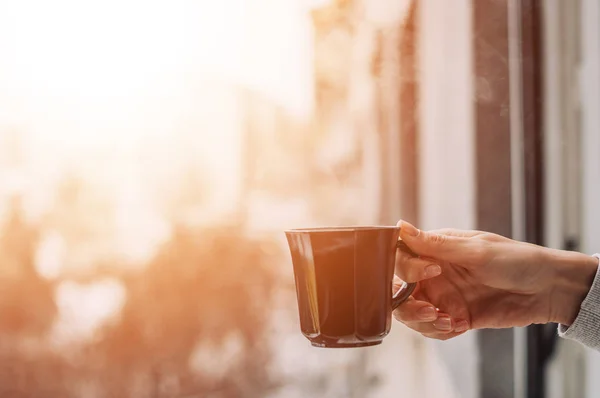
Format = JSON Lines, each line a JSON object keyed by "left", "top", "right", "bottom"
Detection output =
{"left": 545, "top": 248, "right": 599, "bottom": 326}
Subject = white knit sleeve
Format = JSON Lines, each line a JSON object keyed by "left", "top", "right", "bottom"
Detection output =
{"left": 558, "top": 254, "right": 600, "bottom": 350}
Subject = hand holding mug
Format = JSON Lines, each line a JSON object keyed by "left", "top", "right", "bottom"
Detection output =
{"left": 393, "top": 220, "right": 599, "bottom": 340}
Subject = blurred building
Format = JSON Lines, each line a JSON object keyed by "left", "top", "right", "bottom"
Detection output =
{"left": 278, "top": 0, "right": 600, "bottom": 397}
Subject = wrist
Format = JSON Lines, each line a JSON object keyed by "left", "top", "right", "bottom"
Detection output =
{"left": 546, "top": 249, "right": 598, "bottom": 325}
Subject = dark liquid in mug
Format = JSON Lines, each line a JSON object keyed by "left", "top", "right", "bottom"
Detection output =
{"left": 286, "top": 227, "right": 399, "bottom": 348}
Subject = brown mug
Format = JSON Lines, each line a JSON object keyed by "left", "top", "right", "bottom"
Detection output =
{"left": 285, "top": 226, "right": 417, "bottom": 348}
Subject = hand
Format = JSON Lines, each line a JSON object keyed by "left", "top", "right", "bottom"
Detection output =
{"left": 393, "top": 220, "right": 598, "bottom": 340}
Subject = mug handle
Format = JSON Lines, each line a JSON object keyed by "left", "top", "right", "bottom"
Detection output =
{"left": 391, "top": 240, "right": 418, "bottom": 310}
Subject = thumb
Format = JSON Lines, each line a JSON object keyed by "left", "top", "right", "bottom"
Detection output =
{"left": 398, "top": 220, "right": 468, "bottom": 263}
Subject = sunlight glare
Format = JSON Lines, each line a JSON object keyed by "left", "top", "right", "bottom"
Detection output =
{"left": 0, "top": 0, "right": 243, "bottom": 147}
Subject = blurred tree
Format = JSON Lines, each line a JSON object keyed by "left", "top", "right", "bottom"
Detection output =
{"left": 0, "top": 195, "right": 57, "bottom": 336}
{"left": 0, "top": 349, "right": 72, "bottom": 397}
{"left": 41, "top": 173, "right": 118, "bottom": 278}
{"left": 91, "top": 224, "right": 279, "bottom": 397}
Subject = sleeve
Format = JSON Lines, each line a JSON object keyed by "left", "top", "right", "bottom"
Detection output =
{"left": 558, "top": 254, "right": 600, "bottom": 350}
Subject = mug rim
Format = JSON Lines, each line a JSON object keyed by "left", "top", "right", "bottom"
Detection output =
{"left": 285, "top": 225, "right": 399, "bottom": 233}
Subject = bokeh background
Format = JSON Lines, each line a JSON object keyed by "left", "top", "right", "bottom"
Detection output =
{"left": 0, "top": 0, "right": 599, "bottom": 397}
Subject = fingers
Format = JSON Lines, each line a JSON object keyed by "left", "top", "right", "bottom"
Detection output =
{"left": 399, "top": 315, "right": 471, "bottom": 339}
{"left": 395, "top": 249, "right": 441, "bottom": 283}
{"left": 422, "top": 318, "right": 470, "bottom": 340}
{"left": 397, "top": 220, "right": 470, "bottom": 264}
{"left": 423, "top": 331, "right": 468, "bottom": 341}
{"left": 393, "top": 297, "right": 439, "bottom": 322}
{"left": 393, "top": 297, "right": 471, "bottom": 340}
{"left": 428, "top": 228, "right": 483, "bottom": 238}
{"left": 397, "top": 312, "right": 456, "bottom": 334}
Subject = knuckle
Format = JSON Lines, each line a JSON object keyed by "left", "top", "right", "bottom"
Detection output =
{"left": 480, "top": 232, "right": 503, "bottom": 242}
{"left": 427, "top": 233, "right": 447, "bottom": 246}
{"left": 470, "top": 238, "right": 493, "bottom": 262}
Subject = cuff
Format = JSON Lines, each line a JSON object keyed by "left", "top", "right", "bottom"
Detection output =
{"left": 558, "top": 254, "right": 600, "bottom": 350}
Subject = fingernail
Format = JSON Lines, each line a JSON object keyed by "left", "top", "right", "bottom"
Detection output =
{"left": 433, "top": 317, "right": 452, "bottom": 331}
{"left": 417, "top": 306, "right": 437, "bottom": 321}
{"left": 454, "top": 320, "right": 470, "bottom": 333}
{"left": 400, "top": 221, "right": 420, "bottom": 238}
{"left": 424, "top": 264, "right": 442, "bottom": 278}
